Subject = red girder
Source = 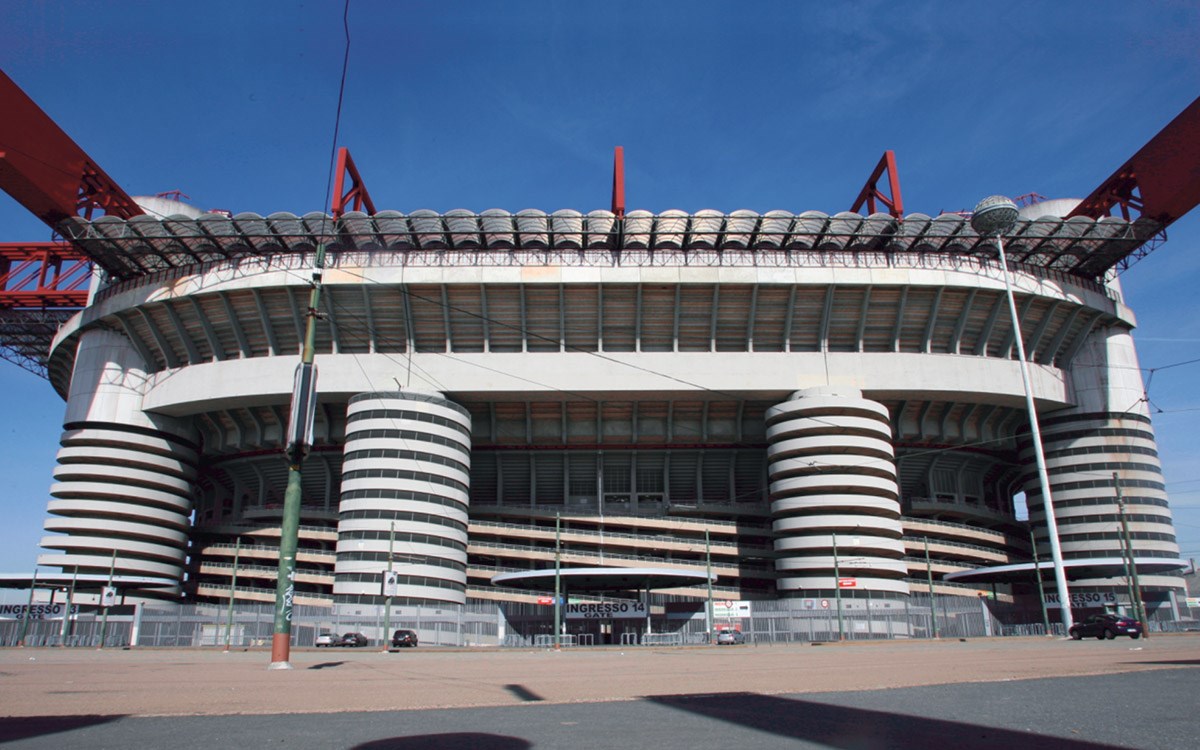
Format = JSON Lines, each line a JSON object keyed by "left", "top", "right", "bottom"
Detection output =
{"left": 0, "top": 243, "right": 91, "bottom": 309}
{"left": 1069, "top": 96, "right": 1200, "bottom": 225}
{"left": 611, "top": 146, "right": 626, "bottom": 218}
{"left": 330, "top": 147, "right": 376, "bottom": 218}
{"left": 0, "top": 70, "right": 142, "bottom": 227}
{"left": 850, "top": 150, "right": 904, "bottom": 219}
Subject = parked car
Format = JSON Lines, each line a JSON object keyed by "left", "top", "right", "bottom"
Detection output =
{"left": 715, "top": 629, "right": 745, "bottom": 645}
{"left": 340, "top": 632, "right": 369, "bottom": 647}
{"left": 1068, "top": 614, "right": 1143, "bottom": 640}
{"left": 314, "top": 632, "right": 338, "bottom": 648}
{"left": 391, "top": 629, "right": 419, "bottom": 648}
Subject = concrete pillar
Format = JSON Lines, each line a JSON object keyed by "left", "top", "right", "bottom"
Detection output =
{"left": 38, "top": 329, "right": 198, "bottom": 595}
{"left": 767, "top": 386, "right": 909, "bottom": 597}
{"left": 334, "top": 390, "right": 472, "bottom": 606}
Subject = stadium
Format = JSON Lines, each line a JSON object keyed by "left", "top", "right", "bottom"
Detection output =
{"left": 1, "top": 71, "right": 1196, "bottom": 643}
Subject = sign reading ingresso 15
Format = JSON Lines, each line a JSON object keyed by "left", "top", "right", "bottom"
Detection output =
{"left": 565, "top": 602, "right": 647, "bottom": 620}
{"left": 1043, "top": 592, "right": 1118, "bottom": 609}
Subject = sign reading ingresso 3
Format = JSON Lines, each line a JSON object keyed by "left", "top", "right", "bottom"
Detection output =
{"left": 565, "top": 601, "right": 647, "bottom": 619}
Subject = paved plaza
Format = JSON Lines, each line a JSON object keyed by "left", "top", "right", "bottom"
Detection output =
{"left": 2, "top": 635, "right": 1197, "bottom": 718}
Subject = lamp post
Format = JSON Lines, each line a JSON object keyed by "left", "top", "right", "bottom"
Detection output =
{"left": 224, "top": 536, "right": 242, "bottom": 652}
{"left": 382, "top": 521, "right": 395, "bottom": 652}
{"left": 1029, "top": 525, "right": 1052, "bottom": 635}
{"left": 971, "top": 196, "right": 1074, "bottom": 633}
{"left": 832, "top": 533, "right": 844, "bottom": 641}
{"left": 270, "top": 241, "right": 326, "bottom": 670}
{"left": 705, "top": 529, "right": 715, "bottom": 644}
{"left": 16, "top": 568, "right": 37, "bottom": 647}
{"left": 98, "top": 549, "right": 117, "bottom": 649}
{"left": 553, "top": 512, "right": 562, "bottom": 650}
{"left": 923, "top": 537, "right": 940, "bottom": 639}
{"left": 1114, "top": 473, "right": 1149, "bottom": 638}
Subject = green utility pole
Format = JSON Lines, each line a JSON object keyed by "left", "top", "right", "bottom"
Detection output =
{"left": 270, "top": 242, "right": 326, "bottom": 670}
{"left": 705, "top": 529, "right": 715, "bottom": 645}
{"left": 923, "top": 537, "right": 939, "bottom": 639}
{"left": 382, "top": 521, "right": 395, "bottom": 652}
{"left": 16, "top": 569, "right": 37, "bottom": 647}
{"left": 224, "top": 536, "right": 241, "bottom": 652}
{"left": 1115, "top": 473, "right": 1149, "bottom": 639}
{"left": 1029, "top": 526, "right": 1051, "bottom": 635}
{"left": 98, "top": 550, "right": 117, "bottom": 649}
{"left": 554, "top": 512, "right": 562, "bottom": 650}
{"left": 832, "top": 533, "right": 844, "bottom": 641}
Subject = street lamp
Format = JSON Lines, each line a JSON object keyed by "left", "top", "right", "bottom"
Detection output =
{"left": 971, "top": 196, "right": 1074, "bottom": 633}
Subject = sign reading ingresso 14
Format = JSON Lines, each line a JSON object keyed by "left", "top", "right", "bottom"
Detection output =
{"left": 0, "top": 604, "right": 79, "bottom": 620}
{"left": 1043, "top": 592, "right": 1118, "bottom": 609}
{"left": 565, "top": 602, "right": 647, "bottom": 620}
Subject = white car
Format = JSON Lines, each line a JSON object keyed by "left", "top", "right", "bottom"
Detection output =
{"left": 315, "top": 632, "right": 338, "bottom": 647}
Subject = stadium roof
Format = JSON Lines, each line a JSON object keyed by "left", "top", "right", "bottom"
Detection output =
{"left": 59, "top": 208, "right": 1161, "bottom": 284}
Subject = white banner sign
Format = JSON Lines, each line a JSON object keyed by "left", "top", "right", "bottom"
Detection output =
{"left": 1044, "top": 592, "right": 1117, "bottom": 609}
{"left": 565, "top": 601, "right": 647, "bottom": 620}
{"left": 713, "top": 600, "right": 751, "bottom": 617}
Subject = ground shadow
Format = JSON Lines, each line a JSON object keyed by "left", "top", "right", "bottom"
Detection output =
{"left": 0, "top": 715, "right": 126, "bottom": 743}
{"left": 1131, "top": 658, "right": 1200, "bottom": 666}
{"left": 503, "top": 683, "right": 544, "bottom": 702}
{"left": 308, "top": 661, "right": 346, "bottom": 670}
{"left": 647, "top": 692, "right": 1130, "bottom": 750}
{"left": 351, "top": 733, "right": 530, "bottom": 749}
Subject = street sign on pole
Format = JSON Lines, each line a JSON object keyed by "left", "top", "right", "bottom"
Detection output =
{"left": 838, "top": 578, "right": 858, "bottom": 588}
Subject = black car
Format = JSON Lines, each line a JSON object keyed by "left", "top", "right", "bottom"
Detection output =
{"left": 340, "top": 632, "right": 369, "bottom": 647}
{"left": 1068, "top": 614, "right": 1143, "bottom": 640}
{"left": 391, "top": 629, "right": 419, "bottom": 648}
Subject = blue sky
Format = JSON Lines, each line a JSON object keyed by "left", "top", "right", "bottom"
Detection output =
{"left": 2, "top": 0, "right": 1199, "bottom": 573}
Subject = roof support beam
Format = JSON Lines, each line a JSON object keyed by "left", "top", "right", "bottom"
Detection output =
{"left": 114, "top": 312, "right": 160, "bottom": 371}
{"left": 1039, "top": 305, "right": 1082, "bottom": 366}
{"left": 1026, "top": 301, "right": 1060, "bottom": 362}
{"left": 818, "top": 285, "right": 834, "bottom": 353}
{"left": 975, "top": 295, "right": 1006, "bottom": 356}
{"left": 950, "top": 288, "right": 977, "bottom": 355}
{"left": 783, "top": 286, "right": 797, "bottom": 352}
{"left": 891, "top": 286, "right": 908, "bottom": 353}
{"left": 218, "top": 292, "right": 252, "bottom": 358}
{"left": 922, "top": 287, "right": 943, "bottom": 353}
{"left": 251, "top": 288, "right": 278, "bottom": 356}
{"left": 322, "top": 287, "right": 340, "bottom": 354}
{"left": 1001, "top": 296, "right": 1036, "bottom": 360}
{"left": 855, "top": 286, "right": 871, "bottom": 352}
{"left": 360, "top": 286, "right": 377, "bottom": 354}
{"left": 135, "top": 308, "right": 179, "bottom": 369}
{"left": 161, "top": 301, "right": 200, "bottom": 364}
{"left": 188, "top": 297, "right": 226, "bottom": 361}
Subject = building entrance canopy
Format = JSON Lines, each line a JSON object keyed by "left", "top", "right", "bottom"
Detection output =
{"left": 491, "top": 567, "right": 715, "bottom": 593}
{"left": 944, "top": 557, "right": 1187, "bottom": 585}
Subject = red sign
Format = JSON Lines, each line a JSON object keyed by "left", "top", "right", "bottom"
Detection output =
{"left": 838, "top": 578, "right": 857, "bottom": 588}
{"left": 536, "top": 597, "right": 555, "bottom": 605}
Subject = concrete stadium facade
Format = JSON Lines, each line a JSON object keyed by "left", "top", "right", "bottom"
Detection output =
{"left": 34, "top": 199, "right": 1186, "bottom": 618}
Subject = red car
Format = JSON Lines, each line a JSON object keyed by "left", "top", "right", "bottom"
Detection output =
{"left": 1068, "top": 614, "right": 1143, "bottom": 640}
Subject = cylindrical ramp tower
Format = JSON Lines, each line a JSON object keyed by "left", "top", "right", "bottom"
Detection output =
{"left": 38, "top": 329, "right": 198, "bottom": 596}
{"left": 767, "top": 387, "right": 909, "bottom": 597}
{"left": 335, "top": 391, "right": 472, "bottom": 606}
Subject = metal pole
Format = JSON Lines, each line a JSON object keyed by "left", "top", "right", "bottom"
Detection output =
{"left": 224, "top": 536, "right": 241, "bottom": 652}
{"left": 16, "top": 568, "right": 37, "bottom": 647}
{"left": 382, "top": 521, "right": 395, "bottom": 652}
{"left": 1115, "top": 473, "right": 1149, "bottom": 639}
{"left": 923, "top": 537, "right": 939, "bottom": 639}
{"left": 98, "top": 549, "right": 117, "bottom": 649}
{"left": 1029, "top": 526, "right": 1051, "bottom": 635}
{"left": 60, "top": 566, "right": 78, "bottom": 646}
{"left": 832, "top": 533, "right": 844, "bottom": 641}
{"left": 705, "top": 529, "right": 714, "bottom": 644}
{"left": 553, "top": 511, "right": 562, "bottom": 650}
{"left": 996, "top": 233, "right": 1074, "bottom": 632}
{"left": 270, "top": 242, "right": 326, "bottom": 669}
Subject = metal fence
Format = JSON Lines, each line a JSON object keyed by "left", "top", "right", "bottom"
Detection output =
{"left": 2, "top": 594, "right": 1190, "bottom": 649}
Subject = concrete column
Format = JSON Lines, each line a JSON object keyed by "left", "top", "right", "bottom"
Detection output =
{"left": 335, "top": 390, "right": 472, "bottom": 606}
{"left": 767, "top": 386, "right": 909, "bottom": 597}
{"left": 38, "top": 329, "right": 198, "bottom": 595}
